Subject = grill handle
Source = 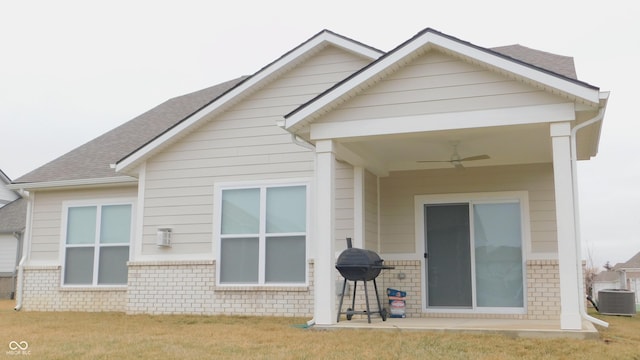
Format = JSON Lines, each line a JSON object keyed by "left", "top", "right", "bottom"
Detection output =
{"left": 346, "top": 237, "right": 352, "bottom": 249}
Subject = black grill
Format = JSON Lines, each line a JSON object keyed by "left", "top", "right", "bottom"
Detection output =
{"left": 335, "top": 238, "right": 394, "bottom": 323}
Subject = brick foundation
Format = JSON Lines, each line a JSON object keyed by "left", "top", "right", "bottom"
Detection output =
{"left": 339, "top": 259, "right": 561, "bottom": 320}
{"left": 18, "top": 259, "right": 560, "bottom": 320}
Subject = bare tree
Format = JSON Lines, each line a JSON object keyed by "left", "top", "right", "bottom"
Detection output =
{"left": 583, "top": 265, "right": 599, "bottom": 298}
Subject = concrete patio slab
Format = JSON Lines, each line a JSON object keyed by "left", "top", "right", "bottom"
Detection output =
{"left": 313, "top": 317, "right": 600, "bottom": 339}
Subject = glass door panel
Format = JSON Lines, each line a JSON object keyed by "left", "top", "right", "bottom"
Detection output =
{"left": 425, "top": 204, "right": 472, "bottom": 308}
{"left": 473, "top": 203, "right": 524, "bottom": 307}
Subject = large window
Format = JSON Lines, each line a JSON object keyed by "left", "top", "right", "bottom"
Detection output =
{"left": 63, "top": 203, "right": 132, "bottom": 286}
{"left": 218, "top": 184, "right": 307, "bottom": 285}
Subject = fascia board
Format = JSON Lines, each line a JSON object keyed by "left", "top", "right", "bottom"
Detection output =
{"left": 8, "top": 176, "right": 138, "bottom": 191}
{"left": 286, "top": 31, "right": 600, "bottom": 132}
{"left": 310, "top": 103, "right": 576, "bottom": 140}
{"left": 115, "top": 31, "right": 382, "bottom": 174}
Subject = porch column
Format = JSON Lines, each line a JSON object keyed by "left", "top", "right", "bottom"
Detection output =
{"left": 353, "top": 166, "right": 365, "bottom": 248}
{"left": 314, "top": 140, "right": 336, "bottom": 325}
{"left": 550, "top": 122, "right": 582, "bottom": 330}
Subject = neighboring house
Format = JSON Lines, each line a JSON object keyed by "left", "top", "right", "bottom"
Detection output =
{"left": 9, "top": 28, "right": 610, "bottom": 332}
{"left": 593, "top": 252, "right": 640, "bottom": 304}
{"left": 0, "top": 170, "right": 25, "bottom": 299}
{"left": 0, "top": 170, "right": 19, "bottom": 207}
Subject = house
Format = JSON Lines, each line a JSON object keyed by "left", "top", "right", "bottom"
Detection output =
{"left": 0, "top": 170, "right": 19, "bottom": 207}
{"left": 0, "top": 170, "right": 25, "bottom": 299}
{"left": 593, "top": 252, "right": 640, "bottom": 305}
{"left": 9, "top": 28, "right": 609, "bottom": 332}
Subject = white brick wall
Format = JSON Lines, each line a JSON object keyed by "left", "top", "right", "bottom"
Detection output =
{"left": 526, "top": 260, "right": 560, "bottom": 320}
{"left": 341, "top": 260, "right": 561, "bottom": 320}
{"left": 127, "top": 260, "right": 314, "bottom": 316}
{"left": 19, "top": 259, "right": 559, "bottom": 320}
{"left": 21, "top": 266, "right": 127, "bottom": 311}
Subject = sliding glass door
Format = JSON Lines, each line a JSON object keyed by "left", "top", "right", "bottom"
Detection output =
{"left": 423, "top": 198, "right": 524, "bottom": 311}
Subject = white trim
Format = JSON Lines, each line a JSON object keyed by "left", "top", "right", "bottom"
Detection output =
{"left": 212, "top": 179, "right": 311, "bottom": 287}
{"left": 8, "top": 176, "right": 137, "bottom": 191}
{"left": 59, "top": 198, "right": 136, "bottom": 288}
{"left": 115, "top": 32, "right": 381, "bottom": 174}
{"left": 314, "top": 139, "right": 337, "bottom": 325}
{"left": 286, "top": 30, "right": 599, "bottom": 132}
{"left": 414, "top": 191, "right": 530, "bottom": 315}
{"left": 310, "top": 103, "right": 575, "bottom": 141}
{"left": 353, "top": 167, "right": 364, "bottom": 249}
{"left": 133, "top": 163, "right": 146, "bottom": 262}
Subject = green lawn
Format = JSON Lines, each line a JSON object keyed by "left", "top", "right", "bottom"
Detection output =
{"left": 1, "top": 300, "right": 639, "bottom": 359}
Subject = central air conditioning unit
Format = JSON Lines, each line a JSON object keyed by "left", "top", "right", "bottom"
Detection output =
{"left": 598, "top": 289, "right": 636, "bottom": 316}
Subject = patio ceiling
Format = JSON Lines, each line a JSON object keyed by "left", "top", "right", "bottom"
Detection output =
{"left": 337, "top": 122, "right": 552, "bottom": 174}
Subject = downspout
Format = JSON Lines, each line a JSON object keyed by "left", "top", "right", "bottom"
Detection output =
{"left": 14, "top": 190, "right": 32, "bottom": 311}
{"left": 10, "top": 230, "right": 23, "bottom": 300}
{"left": 569, "top": 98, "right": 609, "bottom": 328}
{"left": 290, "top": 133, "right": 316, "bottom": 327}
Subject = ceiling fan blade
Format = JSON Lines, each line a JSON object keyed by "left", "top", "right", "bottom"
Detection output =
{"left": 416, "top": 159, "right": 451, "bottom": 163}
{"left": 459, "top": 154, "right": 490, "bottom": 162}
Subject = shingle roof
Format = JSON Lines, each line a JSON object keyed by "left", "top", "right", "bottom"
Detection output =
{"left": 14, "top": 76, "right": 247, "bottom": 184}
{"left": 615, "top": 251, "right": 640, "bottom": 269}
{"left": 0, "top": 198, "right": 27, "bottom": 233}
{"left": 490, "top": 44, "right": 577, "bottom": 80}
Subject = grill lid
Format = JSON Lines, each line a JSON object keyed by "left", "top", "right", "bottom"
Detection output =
{"left": 335, "top": 238, "right": 392, "bottom": 281}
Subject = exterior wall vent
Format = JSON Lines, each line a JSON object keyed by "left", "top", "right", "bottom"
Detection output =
{"left": 156, "top": 228, "right": 172, "bottom": 247}
{"left": 598, "top": 289, "right": 636, "bottom": 316}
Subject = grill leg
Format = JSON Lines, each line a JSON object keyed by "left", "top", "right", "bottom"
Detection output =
{"left": 363, "top": 280, "right": 371, "bottom": 323}
{"left": 373, "top": 278, "right": 384, "bottom": 319}
{"left": 336, "top": 278, "right": 348, "bottom": 323}
{"left": 350, "top": 280, "right": 358, "bottom": 312}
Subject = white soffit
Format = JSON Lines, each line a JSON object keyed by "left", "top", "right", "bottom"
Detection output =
{"left": 114, "top": 31, "right": 382, "bottom": 174}
{"left": 285, "top": 29, "right": 601, "bottom": 133}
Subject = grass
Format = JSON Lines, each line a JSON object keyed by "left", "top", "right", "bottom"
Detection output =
{"left": 1, "top": 300, "right": 639, "bottom": 359}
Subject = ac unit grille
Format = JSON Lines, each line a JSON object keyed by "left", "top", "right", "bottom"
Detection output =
{"left": 598, "top": 289, "right": 636, "bottom": 316}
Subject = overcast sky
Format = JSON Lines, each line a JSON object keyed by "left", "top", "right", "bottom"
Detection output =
{"left": 1, "top": 0, "right": 638, "bottom": 269}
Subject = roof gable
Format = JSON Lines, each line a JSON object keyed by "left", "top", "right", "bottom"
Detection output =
{"left": 13, "top": 77, "right": 245, "bottom": 185}
{"left": 284, "top": 28, "right": 601, "bottom": 133}
{"left": 114, "top": 30, "right": 383, "bottom": 174}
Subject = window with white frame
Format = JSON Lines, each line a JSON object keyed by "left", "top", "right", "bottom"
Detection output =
{"left": 218, "top": 184, "right": 307, "bottom": 285}
{"left": 63, "top": 203, "right": 132, "bottom": 286}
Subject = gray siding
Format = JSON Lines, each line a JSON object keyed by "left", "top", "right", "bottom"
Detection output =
{"left": 364, "top": 169, "right": 378, "bottom": 251}
{"left": 318, "top": 50, "right": 563, "bottom": 124}
{"left": 379, "top": 163, "right": 557, "bottom": 254}
{"left": 29, "top": 186, "right": 137, "bottom": 262}
{"left": 142, "top": 46, "right": 372, "bottom": 255}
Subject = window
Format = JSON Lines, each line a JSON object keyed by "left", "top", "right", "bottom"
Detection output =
{"left": 63, "top": 203, "right": 132, "bottom": 286}
{"left": 218, "top": 184, "right": 307, "bottom": 285}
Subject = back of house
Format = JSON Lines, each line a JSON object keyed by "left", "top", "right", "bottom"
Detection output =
{"left": 10, "top": 28, "right": 609, "bottom": 332}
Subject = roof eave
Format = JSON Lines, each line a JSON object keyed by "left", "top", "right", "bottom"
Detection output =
{"left": 8, "top": 176, "right": 138, "bottom": 191}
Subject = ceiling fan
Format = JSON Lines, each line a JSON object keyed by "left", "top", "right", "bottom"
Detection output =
{"left": 417, "top": 141, "right": 490, "bottom": 168}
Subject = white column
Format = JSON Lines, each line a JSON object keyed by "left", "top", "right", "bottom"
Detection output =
{"left": 550, "top": 122, "right": 582, "bottom": 330}
{"left": 314, "top": 140, "right": 336, "bottom": 325}
{"left": 353, "top": 166, "right": 365, "bottom": 248}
